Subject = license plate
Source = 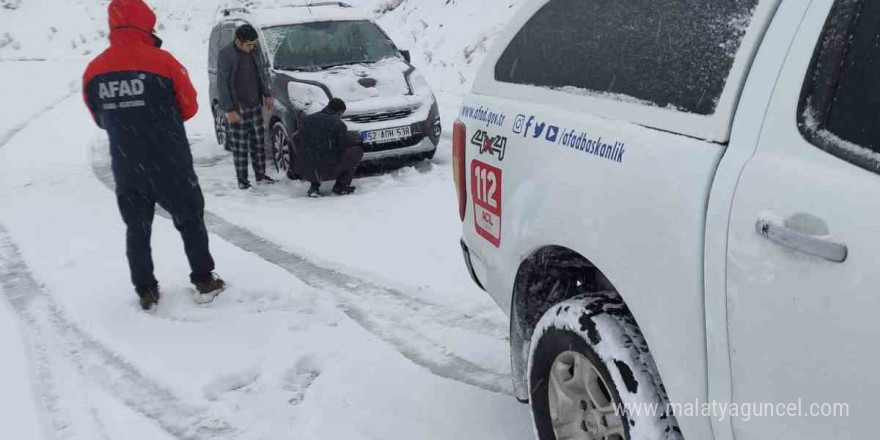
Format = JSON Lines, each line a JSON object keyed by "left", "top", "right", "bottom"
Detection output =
{"left": 362, "top": 126, "right": 412, "bottom": 144}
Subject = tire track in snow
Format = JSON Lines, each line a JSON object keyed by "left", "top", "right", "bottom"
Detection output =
{"left": 28, "top": 316, "right": 117, "bottom": 440}
{"left": 197, "top": 211, "right": 514, "bottom": 395}
{"left": 90, "top": 145, "right": 514, "bottom": 396}
{"left": 0, "top": 223, "right": 241, "bottom": 440}
{"left": 0, "top": 87, "right": 78, "bottom": 151}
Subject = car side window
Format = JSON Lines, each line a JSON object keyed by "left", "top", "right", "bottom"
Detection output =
{"left": 495, "top": 0, "right": 759, "bottom": 115}
{"left": 798, "top": 0, "right": 880, "bottom": 174}
{"left": 220, "top": 22, "right": 236, "bottom": 48}
{"left": 209, "top": 26, "right": 221, "bottom": 69}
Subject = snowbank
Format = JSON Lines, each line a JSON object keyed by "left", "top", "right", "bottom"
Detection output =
{"left": 375, "top": 0, "right": 527, "bottom": 129}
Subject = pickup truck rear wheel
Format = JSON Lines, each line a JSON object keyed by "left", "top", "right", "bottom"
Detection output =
{"left": 529, "top": 295, "right": 681, "bottom": 440}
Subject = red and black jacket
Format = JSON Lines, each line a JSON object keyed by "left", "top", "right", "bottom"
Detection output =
{"left": 83, "top": 0, "right": 198, "bottom": 179}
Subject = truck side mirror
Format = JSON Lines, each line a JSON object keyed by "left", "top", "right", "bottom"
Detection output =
{"left": 401, "top": 50, "right": 411, "bottom": 64}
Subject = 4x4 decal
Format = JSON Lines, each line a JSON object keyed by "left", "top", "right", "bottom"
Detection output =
{"left": 471, "top": 130, "right": 508, "bottom": 161}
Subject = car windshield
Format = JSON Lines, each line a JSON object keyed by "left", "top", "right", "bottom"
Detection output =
{"left": 265, "top": 20, "right": 400, "bottom": 71}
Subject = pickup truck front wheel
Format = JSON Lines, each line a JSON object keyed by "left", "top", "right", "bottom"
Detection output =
{"left": 529, "top": 295, "right": 681, "bottom": 440}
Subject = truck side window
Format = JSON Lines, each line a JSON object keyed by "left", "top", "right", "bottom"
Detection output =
{"left": 798, "top": 0, "right": 880, "bottom": 174}
{"left": 494, "top": 0, "right": 759, "bottom": 115}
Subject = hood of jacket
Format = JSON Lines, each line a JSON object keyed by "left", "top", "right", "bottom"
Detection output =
{"left": 108, "top": 0, "right": 157, "bottom": 46}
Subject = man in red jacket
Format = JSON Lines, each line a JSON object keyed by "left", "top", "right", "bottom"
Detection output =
{"left": 83, "top": 0, "right": 225, "bottom": 311}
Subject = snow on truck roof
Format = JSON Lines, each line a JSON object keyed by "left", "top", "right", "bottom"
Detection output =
{"left": 217, "top": 3, "right": 372, "bottom": 29}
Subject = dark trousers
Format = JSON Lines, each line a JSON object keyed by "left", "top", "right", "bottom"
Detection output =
{"left": 335, "top": 146, "right": 364, "bottom": 187}
{"left": 312, "top": 146, "right": 364, "bottom": 188}
{"left": 116, "top": 171, "right": 215, "bottom": 294}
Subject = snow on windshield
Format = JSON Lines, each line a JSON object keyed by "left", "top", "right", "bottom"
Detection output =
{"left": 265, "top": 20, "right": 399, "bottom": 71}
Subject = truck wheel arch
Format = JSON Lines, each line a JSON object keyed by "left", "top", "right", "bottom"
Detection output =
{"left": 509, "top": 245, "right": 652, "bottom": 403}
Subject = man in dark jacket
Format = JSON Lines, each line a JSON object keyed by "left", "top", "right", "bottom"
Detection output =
{"left": 295, "top": 98, "right": 364, "bottom": 197}
{"left": 83, "top": 0, "right": 225, "bottom": 311}
{"left": 216, "top": 24, "right": 276, "bottom": 189}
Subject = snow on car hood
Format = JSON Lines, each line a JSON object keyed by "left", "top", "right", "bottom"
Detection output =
{"left": 283, "top": 58, "right": 425, "bottom": 108}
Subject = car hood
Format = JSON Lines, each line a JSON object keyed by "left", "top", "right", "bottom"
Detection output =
{"left": 287, "top": 58, "right": 415, "bottom": 103}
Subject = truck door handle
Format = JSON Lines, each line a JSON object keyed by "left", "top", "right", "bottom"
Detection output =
{"left": 755, "top": 215, "right": 848, "bottom": 263}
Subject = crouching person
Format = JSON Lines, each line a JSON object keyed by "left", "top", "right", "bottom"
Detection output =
{"left": 295, "top": 98, "right": 363, "bottom": 197}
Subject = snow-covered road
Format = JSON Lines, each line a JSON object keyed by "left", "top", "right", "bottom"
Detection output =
{"left": 0, "top": 76, "right": 532, "bottom": 439}
{"left": 90, "top": 138, "right": 514, "bottom": 396}
{"left": 0, "top": 0, "right": 536, "bottom": 437}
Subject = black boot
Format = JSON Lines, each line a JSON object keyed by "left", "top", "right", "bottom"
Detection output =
{"left": 307, "top": 182, "right": 321, "bottom": 198}
{"left": 256, "top": 175, "right": 277, "bottom": 185}
{"left": 332, "top": 185, "right": 356, "bottom": 195}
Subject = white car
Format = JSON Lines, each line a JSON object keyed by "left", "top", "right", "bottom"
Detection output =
{"left": 208, "top": 2, "right": 441, "bottom": 173}
{"left": 456, "top": 0, "right": 875, "bottom": 439}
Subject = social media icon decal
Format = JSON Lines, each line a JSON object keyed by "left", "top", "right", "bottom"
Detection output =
{"left": 532, "top": 122, "right": 546, "bottom": 138}
{"left": 546, "top": 125, "right": 559, "bottom": 142}
{"left": 523, "top": 116, "right": 535, "bottom": 138}
{"left": 512, "top": 114, "right": 526, "bottom": 134}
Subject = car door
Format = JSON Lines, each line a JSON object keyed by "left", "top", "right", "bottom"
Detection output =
{"left": 726, "top": 0, "right": 880, "bottom": 438}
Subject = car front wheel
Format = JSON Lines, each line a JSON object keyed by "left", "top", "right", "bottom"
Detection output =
{"left": 271, "top": 121, "right": 292, "bottom": 173}
{"left": 214, "top": 107, "right": 228, "bottom": 150}
{"left": 529, "top": 294, "right": 682, "bottom": 440}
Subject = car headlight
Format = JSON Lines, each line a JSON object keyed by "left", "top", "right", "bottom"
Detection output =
{"left": 407, "top": 71, "right": 430, "bottom": 95}
{"left": 287, "top": 82, "right": 330, "bottom": 115}
{"left": 433, "top": 115, "right": 442, "bottom": 137}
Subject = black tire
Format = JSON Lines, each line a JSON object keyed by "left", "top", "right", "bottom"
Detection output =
{"left": 213, "top": 107, "right": 229, "bottom": 151}
{"left": 421, "top": 148, "right": 436, "bottom": 161}
{"left": 529, "top": 295, "right": 682, "bottom": 440}
{"left": 270, "top": 121, "right": 292, "bottom": 173}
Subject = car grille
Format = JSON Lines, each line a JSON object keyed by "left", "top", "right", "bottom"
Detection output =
{"left": 344, "top": 108, "right": 415, "bottom": 124}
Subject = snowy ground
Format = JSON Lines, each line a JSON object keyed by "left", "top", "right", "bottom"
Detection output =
{"left": 0, "top": 0, "right": 534, "bottom": 439}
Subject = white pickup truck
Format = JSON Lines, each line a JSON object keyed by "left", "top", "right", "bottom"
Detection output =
{"left": 454, "top": 1, "right": 878, "bottom": 439}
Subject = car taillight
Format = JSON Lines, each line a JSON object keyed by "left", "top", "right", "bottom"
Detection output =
{"left": 453, "top": 119, "right": 467, "bottom": 221}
